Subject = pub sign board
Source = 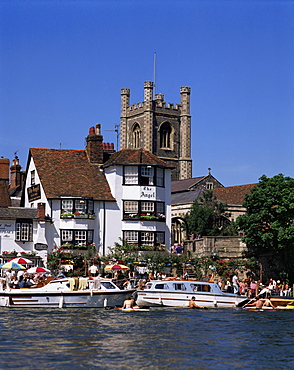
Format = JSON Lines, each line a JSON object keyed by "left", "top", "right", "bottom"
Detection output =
{"left": 35, "top": 243, "right": 48, "bottom": 250}
{"left": 28, "top": 184, "right": 41, "bottom": 202}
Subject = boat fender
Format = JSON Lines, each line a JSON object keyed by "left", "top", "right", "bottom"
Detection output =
{"left": 90, "top": 289, "right": 93, "bottom": 297}
{"left": 104, "top": 298, "right": 108, "bottom": 307}
{"left": 59, "top": 296, "right": 64, "bottom": 308}
{"left": 213, "top": 300, "right": 217, "bottom": 307}
{"left": 5, "top": 297, "right": 10, "bottom": 307}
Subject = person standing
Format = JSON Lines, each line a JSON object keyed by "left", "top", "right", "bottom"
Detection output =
{"left": 232, "top": 273, "right": 240, "bottom": 294}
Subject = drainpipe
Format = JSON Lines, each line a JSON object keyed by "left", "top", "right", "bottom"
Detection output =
{"left": 103, "top": 200, "right": 106, "bottom": 256}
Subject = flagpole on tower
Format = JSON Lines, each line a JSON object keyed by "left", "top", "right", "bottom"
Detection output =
{"left": 153, "top": 52, "right": 157, "bottom": 99}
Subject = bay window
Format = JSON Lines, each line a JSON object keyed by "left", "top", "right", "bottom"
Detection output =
{"left": 60, "top": 198, "right": 95, "bottom": 217}
{"left": 123, "top": 166, "right": 164, "bottom": 187}
{"left": 60, "top": 229, "right": 94, "bottom": 246}
{"left": 123, "top": 231, "right": 165, "bottom": 248}
{"left": 123, "top": 201, "right": 165, "bottom": 220}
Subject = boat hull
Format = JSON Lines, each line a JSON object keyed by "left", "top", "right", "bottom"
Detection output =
{"left": 0, "top": 290, "right": 134, "bottom": 308}
{"left": 136, "top": 280, "right": 247, "bottom": 309}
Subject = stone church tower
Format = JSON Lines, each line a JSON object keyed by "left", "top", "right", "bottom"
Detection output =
{"left": 120, "top": 81, "right": 192, "bottom": 181}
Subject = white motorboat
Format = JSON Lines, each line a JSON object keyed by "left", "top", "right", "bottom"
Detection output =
{"left": 0, "top": 277, "right": 135, "bottom": 308}
{"left": 136, "top": 279, "right": 248, "bottom": 308}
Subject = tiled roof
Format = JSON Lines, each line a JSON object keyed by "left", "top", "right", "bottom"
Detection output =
{"left": 0, "top": 180, "right": 11, "bottom": 207}
{"left": 102, "top": 149, "right": 174, "bottom": 168}
{"left": 213, "top": 184, "right": 257, "bottom": 205}
{"left": 171, "top": 176, "right": 206, "bottom": 193}
{"left": 0, "top": 207, "right": 38, "bottom": 219}
{"left": 30, "top": 148, "right": 115, "bottom": 201}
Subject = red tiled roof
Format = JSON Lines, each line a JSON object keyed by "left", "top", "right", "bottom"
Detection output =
{"left": 171, "top": 176, "right": 206, "bottom": 193}
{"left": 102, "top": 149, "right": 174, "bottom": 168}
{"left": 213, "top": 184, "right": 257, "bottom": 205}
{"left": 30, "top": 148, "right": 115, "bottom": 201}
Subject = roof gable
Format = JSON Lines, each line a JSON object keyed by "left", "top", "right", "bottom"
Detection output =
{"left": 172, "top": 174, "right": 223, "bottom": 193}
{"left": 29, "top": 148, "right": 115, "bottom": 201}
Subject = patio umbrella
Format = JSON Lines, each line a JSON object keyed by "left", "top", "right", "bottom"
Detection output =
{"left": 0, "top": 261, "right": 26, "bottom": 270}
{"left": 8, "top": 257, "right": 33, "bottom": 264}
{"left": 104, "top": 264, "right": 129, "bottom": 271}
{"left": 26, "top": 267, "right": 50, "bottom": 274}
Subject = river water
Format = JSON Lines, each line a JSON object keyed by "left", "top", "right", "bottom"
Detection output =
{"left": 0, "top": 307, "right": 293, "bottom": 370}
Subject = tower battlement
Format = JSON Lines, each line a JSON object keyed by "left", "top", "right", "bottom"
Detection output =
{"left": 120, "top": 81, "right": 192, "bottom": 180}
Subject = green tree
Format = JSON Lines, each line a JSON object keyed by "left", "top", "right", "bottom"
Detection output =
{"left": 236, "top": 174, "right": 294, "bottom": 282}
{"left": 184, "top": 190, "right": 235, "bottom": 236}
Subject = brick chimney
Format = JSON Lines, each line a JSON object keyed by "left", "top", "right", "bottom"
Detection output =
{"left": 37, "top": 203, "right": 46, "bottom": 221}
{"left": 86, "top": 123, "right": 104, "bottom": 164}
{"left": 0, "top": 157, "right": 10, "bottom": 181}
{"left": 10, "top": 156, "right": 22, "bottom": 189}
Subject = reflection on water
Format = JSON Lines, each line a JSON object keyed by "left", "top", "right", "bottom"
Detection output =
{"left": 0, "top": 307, "right": 293, "bottom": 369}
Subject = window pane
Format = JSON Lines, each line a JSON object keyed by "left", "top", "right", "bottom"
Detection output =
{"left": 156, "top": 168, "right": 164, "bottom": 186}
{"left": 124, "top": 231, "right": 138, "bottom": 243}
{"left": 61, "top": 230, "right": 73, "bottom": 242}
{"left": 62, "top": 200, "right": 73, "bottom": 213}
{"left": 88, "top": 200, "right": 94, "bottom": 214}
{"left": 141, "top": 232, "right": 154, "bottom": 244}
{"left": 124, "top": 166, "right": 138, "bottom": 184}
{"left": 141, "top": 166, "right": 154, "bottom": 185}
{"left": 141, "top": 202, "right": 154, "bottom": 212}
{"left": 124, "top": 201, "right": 138, "bottom": 212}
{"left": 156, "top": 202, "right": 164, "bottom": 214}
{"left": 75, "top": 230, "right": 87, "bottom": 244}
{"left": 156, "top": 232, "right": 165, "bottom": 244}
{"left": 88, "top": 230, "right": 93, "bottom": 244}
{"left": 75, "top": 200, "right": 86, "bottom": 214}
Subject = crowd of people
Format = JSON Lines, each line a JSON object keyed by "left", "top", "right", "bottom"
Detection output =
{"left": 218, "top": 274, "right": 292, "bottom": 298}
{"left": 1, "top": 269, "right": 51, "bottom": 289}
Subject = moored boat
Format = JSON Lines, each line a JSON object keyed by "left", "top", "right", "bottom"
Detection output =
{"left": 136, "top": 279, "right": 247, "bottom": 308}
{"left": 0, "top": 277, "right": 135, "bottom": 308}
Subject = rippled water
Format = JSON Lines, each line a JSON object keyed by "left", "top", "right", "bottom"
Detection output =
{"left": 0, "top": 307, "right": 293, "bottom": 369}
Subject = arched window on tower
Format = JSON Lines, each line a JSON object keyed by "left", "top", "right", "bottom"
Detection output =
{"left": 132, "top": 123, "right": 141, "bottom": 148}
{"left": 160, "top": 122, "right": 172, "bottom": 149}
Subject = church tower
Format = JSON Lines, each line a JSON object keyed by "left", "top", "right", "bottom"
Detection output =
{"left": 120, "top": 81, "right": 192, "bottom": 181}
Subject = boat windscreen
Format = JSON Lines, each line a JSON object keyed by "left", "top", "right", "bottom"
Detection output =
{"left": 190, "top": 283, "right": 211, "bottom": 292}
{"left": 101, "top": 282, "right": 117, "bottom": 289}
{"left": 154, "top": 283, "right": 169, "bottom": 290}
{"left": 172, "top": 283, "right": 187, "bottom": 291}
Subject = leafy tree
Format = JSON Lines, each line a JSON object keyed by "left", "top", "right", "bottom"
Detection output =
{"left": 184, "top": 190, "right": 235, "bottom": 236}
{"left": 236, "top": 174, "right": 294, "bottom": 282}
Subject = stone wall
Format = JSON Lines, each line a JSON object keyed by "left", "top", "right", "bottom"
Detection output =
{"left": 184, "top": 236, "right": 247, "bottom": 258}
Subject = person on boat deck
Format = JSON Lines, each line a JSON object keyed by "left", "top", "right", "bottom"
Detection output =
{"left": 89, "top": 263, "right": 98, "bottom": 277}
{"left": 189, "top": 297, "right": 205, "bottom": 309}
{"left": 122, "top": 296, "right": 134, "bottom": 309}
{"left": 232, "top": 273, "right": 240, "bottom": 294}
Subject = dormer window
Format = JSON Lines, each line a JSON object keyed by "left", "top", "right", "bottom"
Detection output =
{"left": 206, "top": 182, "right": 213, "bottom": 190}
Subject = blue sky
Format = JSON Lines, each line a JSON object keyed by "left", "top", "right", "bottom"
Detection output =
{"left": 0, "top": 0, "right": 293, "bottom": 187}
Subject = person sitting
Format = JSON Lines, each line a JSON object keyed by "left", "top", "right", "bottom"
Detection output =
{"left": 189, "top": 296, "right": 205, "bottom": 309}
{"left": 246, "top": 296, "right": 264, "bottom": 309}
